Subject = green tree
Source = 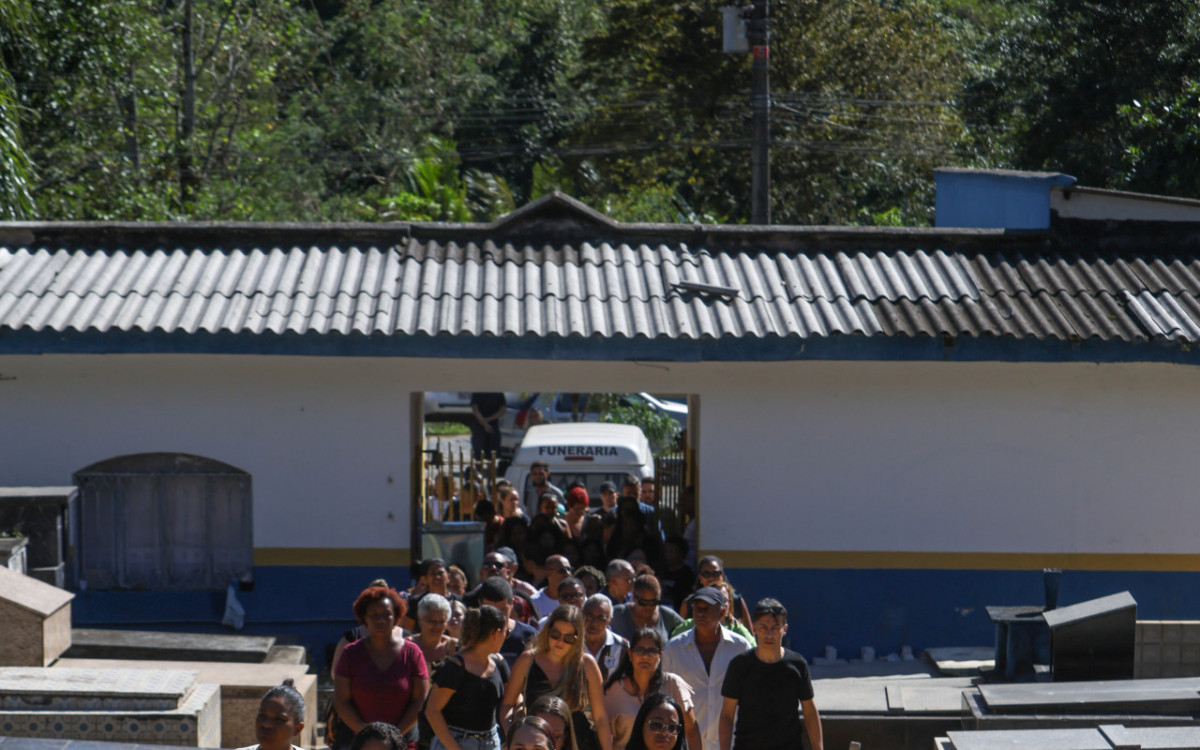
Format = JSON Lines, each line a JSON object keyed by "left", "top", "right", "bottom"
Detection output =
{"left": 0, "top": 0, "right": 34, "bottom": 218}
{"left": 564, "top": 0, "right": 964, "bottom": 225}
{"left": 961, "top": 0, "right": 1200, "bottom": 190}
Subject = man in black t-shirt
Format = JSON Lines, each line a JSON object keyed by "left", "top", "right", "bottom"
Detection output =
{"left": 469, "top": 392, "right": 507, "bottom": 457}
{"left": 719, "top": 598, "right": 823, "bottom": 750}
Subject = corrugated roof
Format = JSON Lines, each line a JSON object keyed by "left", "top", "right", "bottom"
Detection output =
{"left": 1, "top": 195, "right": 1199, "bottom": 356}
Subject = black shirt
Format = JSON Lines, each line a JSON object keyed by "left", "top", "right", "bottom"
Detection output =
{"left": 721, "top": 648, "right": 815, "bottom": 750}
{"left": 431, "top": 654, "right": 510, "bottom": 731}
{"left": 470, "top": 393, "right": 507, "bottom": 422}
{"left": 499, "top": 620, "right": 538, "bottom": 668}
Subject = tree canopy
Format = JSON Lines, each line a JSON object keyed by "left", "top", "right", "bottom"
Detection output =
{"left": 5, "top": 0, "right": 1200, "bottom": 222}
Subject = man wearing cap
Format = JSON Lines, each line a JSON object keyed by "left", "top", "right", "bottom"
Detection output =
{"left": 719, "top": 598, "right": 822, "bottom": 750}
{"left": 593, "top": 481, "right": 620, "bottom": 515}
{"left": 663, "top": 586, "right": 752, "bottom": 750}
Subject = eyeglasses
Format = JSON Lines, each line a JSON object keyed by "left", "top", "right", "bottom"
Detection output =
{"left": 698, "top": 569, "right": 723, "bottom": 579}
{"left": 548, "top": 630, "right": 579, "bottom": 644}
{"left": 632, "top": 646, "right": 662, "bottom": 657}
{"left": 552, "top": 566, "right": 573, "bottom": 575}
{"left": 647, "top": 720, "right": 681, "bottom": 736}
{"left": 635, "top": 597, "right": 660, "bottom": 607}
{"left": 483, "top": 560, "right": 506, "bottom": 570}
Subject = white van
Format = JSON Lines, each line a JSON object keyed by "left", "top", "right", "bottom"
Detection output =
{"left": 506, "top": 422, "right": 654, "bottom": 511}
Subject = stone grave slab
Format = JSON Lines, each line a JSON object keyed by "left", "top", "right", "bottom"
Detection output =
{"left": 0, "top": 668, "right": 219, "bottom": 747}
{"left": 264, "top": 645, "right": 306, "bottom": 665}
{"left": 55, "top": 659, "right": 317, "bottom": 749}
{"left": 68, "top": 630, "right": 274, "bottom": 663}
{"left": 978, "top": 676, "right": 1200, "bottom": 715}
{"left": 1100, "top": 723, "right": 1200, "bottom": 749}
{"left": 947, "top": 728, "right": 1111, "bottom": 750}
{"left": 927, "top": 647, "right": 995, "bottom": 676}
{"left": 815, "top": 676, "right": 973, "bottom": 714}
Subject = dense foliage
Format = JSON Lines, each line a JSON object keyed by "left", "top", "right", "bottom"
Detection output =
{"left": 3, "top": 0, "right": 1200, "bottom": 223}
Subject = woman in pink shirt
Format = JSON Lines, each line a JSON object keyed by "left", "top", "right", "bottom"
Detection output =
{"left": 334, "top": 585, "right": 430, "bottom": 750}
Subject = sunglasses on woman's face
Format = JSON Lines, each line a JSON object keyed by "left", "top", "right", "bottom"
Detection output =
{"left": 647, "top": 719, "right": 681, "bottom": 736}
{"left": 699, "top": 569, "right": 722, "bottom": 579}
{"left": 549, "top": 629, "right": 579, "bottom": 644}
{"left": 632, "top": 646, "right": 661, "bottom": 657}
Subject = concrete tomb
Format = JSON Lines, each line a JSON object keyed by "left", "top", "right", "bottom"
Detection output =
{"left": 67, "top": 629, "right": 275, "bottom": 664}
{"left": 0, "top": 566, "right": 73, "bottom": 667}
{"left": 56, "top": 658, "right": 317, "bottom": 749}
{"left": 939, "top": 724, "right": 1200, "bottom": 750}
{"left": 0, "top": 667, "right": 219, "bottom": 747}
{"left": 1045, "top": 592, "right": 1137, "bottom": 682}
{"left": 963, "top": 676, "right": 1200, "bottom": 731}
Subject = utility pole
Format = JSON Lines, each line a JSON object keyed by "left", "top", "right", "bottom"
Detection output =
{"left": 179, "top": 0, "right": 198, "bottom": 211}
{"left": 748, "top": 0, "right": 770, "bottom": 224}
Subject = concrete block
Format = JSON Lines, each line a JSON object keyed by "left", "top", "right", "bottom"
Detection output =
{"left": 1182, "top": 645, "right": 1200, "bottom": 665}
{"left": 55, "top": 659, "right": 317, "bottom": 750}
{"left": 0, "top": 668, "right": 218, "bottom": 747}
{"left": 1140, "top": 622, "right": 1163, "bottom": 644}
{"left": 1164, "top": 623, "right": 1184, "bottom": 644}
{"left": 1182, "top": 625, "right": 1200, "bottom": 644}
{"left": 0, "top": 568, "right": 73, "bottom": 667}
{"left": 1143, "top": 645, "right": 1162, "bottom": 664}
{"left": 1164, "top": 644, "right": 1182, "bottom": 664}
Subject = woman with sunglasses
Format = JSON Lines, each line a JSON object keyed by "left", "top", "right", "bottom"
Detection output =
{"left": 500, "top": 605, "right": 613, "bottom": 750}
{"left": 624, "top": 695, "right": 687, "bottom": 750}
{"left": 678, "top": 557, "right": 752, "bottom": 631}
{"left": 602, "top": 629, "right": 701, "bottom": 750}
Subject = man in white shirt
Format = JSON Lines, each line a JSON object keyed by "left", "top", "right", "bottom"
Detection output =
{"left": 663, "top": 587, "right": 752, "bottom": 750}
{"left": 529, "top": 554, "right": 573, "bottom": 619}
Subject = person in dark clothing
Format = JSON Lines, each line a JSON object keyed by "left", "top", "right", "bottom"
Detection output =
{"left": 655, "top": 537, "right": 695, "bottom": 612}
{"left": 719, "top": 599, "right": 822, "bottom": 750}
{"left": 424, "top": 605, "right": 510, "bottom": 750}
{"left": 470, "top": 393, "right": 507, "bottom": 458}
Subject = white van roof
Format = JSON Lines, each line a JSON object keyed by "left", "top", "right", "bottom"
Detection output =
{"left": 513, "top": 423, "right": 652, "bottom": 467}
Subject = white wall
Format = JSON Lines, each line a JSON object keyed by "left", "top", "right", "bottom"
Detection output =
{"left": 0, "top": 354, "right": 1196, "bottom": 557}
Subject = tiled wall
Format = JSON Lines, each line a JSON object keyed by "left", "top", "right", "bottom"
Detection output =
{"left": 1135, "top": 620, "right": 1200, "bottom": 678}
{"left": 0, "top": 683, "right": 219, "bottom": 748}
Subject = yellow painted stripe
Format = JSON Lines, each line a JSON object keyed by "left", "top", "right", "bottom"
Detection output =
{"left": 254, "top": 548, "right": 412, "bottom": 567}
{"left": 712, "top": 550, "right": 1200, "bottom": 572}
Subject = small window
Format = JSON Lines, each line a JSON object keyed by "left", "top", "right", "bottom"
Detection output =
{"left": 74, "top": 453, "right": 252, "bottom": 590}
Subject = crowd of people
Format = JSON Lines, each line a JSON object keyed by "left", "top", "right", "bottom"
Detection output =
{"left": 242, "top": 464, "right": 820, "bottom": 750}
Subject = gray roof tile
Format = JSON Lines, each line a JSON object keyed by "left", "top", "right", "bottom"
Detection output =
{"left": 1, "top": 218, "right": 1199, "bottom": 349}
